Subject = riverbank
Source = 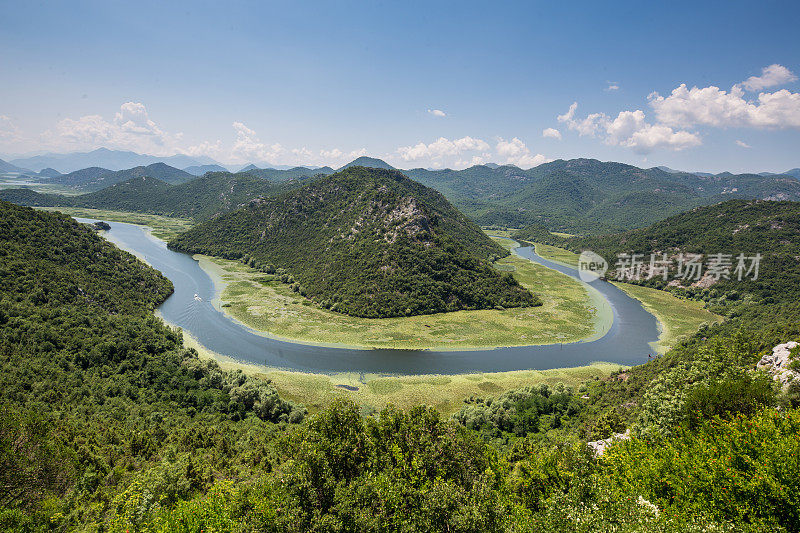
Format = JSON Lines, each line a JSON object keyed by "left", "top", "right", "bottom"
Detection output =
{"left": 530, "top": 240, "right": 723, "bottom": 353}
{"left": 192, "top": 236, "right": 609, "bottom": 351}
{"left": 41, "top": 206, "right": 194, "bottom": 241}
{"left": 612, "top": 282, "right": 723, "bottom": 353}
{"left": 174, "top": 320, "right": 621, "bottom": 414}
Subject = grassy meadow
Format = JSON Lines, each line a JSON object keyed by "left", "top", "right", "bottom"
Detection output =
{"left": 534, "top": 242, "right": 581, "bottom": 267}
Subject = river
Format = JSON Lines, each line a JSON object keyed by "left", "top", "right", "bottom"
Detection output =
{"left": 86, "top": 219, "right": 660, "bottom": 375}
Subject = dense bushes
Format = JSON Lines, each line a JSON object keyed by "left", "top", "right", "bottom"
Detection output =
{"left": 601, "top": 408, "right": 800, "bottom": 529}
{"left": 683, "top": 373, "right": 776, "bottom": 429}
{"left": 0, "top": 202, "right": 304, "bottom": 529}
{"left": 452, "top": 384, "right": 583, "bottom": 441}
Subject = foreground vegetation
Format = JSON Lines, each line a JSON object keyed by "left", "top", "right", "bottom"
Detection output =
{"left": 0, "top": 202, "right": 305, "bottom": 530}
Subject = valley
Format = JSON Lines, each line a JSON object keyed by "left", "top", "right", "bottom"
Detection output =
{"left": 6, "top": 4, "right": 800, "bottom": 528}
{"left": 3, "top": 161, "right": 798, "bottom": 531}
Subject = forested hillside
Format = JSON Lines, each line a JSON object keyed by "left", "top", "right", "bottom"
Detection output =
{"left": 522, "top": 200, "right": 800, "bottom": 306}
{"left": 0, "top": 201, "right": 304, "bottom": 530}
{"left": 0, "top": 171, "right": 307, "bottom": 221}
{"left": 170, "top": 166, "right": 538, "bottom": 318}
{"left": 513, "top": 199, "right": 800, "bottom": 443}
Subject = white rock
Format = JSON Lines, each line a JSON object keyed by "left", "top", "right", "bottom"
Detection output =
{"left": 587, "top": 428, "right": 631, "bottom": 457}
{"left": 757, "top": 341, "right": 799, "bottom": 390}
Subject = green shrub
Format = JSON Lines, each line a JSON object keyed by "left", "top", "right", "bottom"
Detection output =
{"left": 683, "top": 373, "right": 776, "bottom": 430}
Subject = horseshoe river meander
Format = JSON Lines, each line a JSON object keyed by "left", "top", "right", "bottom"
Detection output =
{"left": 83, "top": 219, "right": 660, "bottom": 375}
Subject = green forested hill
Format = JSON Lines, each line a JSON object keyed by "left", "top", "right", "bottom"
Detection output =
{"left": 530, "top": 199, "right": 800, "bottom": 304}
{"left": 46, "top": 166, "right": 111, "bottom": 186}
{"left": 337, "top": 156, "right": 395, "bottom": 170}
{"left": 183, "top": 163, "right": 229, "bottom": 176}
{"left": 0, "top": 171, "right": 306, "bottom": 221}
{"left": 407, "top": 159, "right": 800, "bottom": 232}
{"left": 170, "top": 166, "right": 538, "bottom": 318}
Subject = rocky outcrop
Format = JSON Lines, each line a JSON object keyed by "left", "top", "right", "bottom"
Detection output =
{"left": 757, "top": 341, "right": 799, "bottom": 390}
{"left": 587, "top": 428, "right": 631, "bottom": 457}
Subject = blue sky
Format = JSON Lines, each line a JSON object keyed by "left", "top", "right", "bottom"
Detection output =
{"left": 1, "top": 0, "right": 799, "bottom": 172}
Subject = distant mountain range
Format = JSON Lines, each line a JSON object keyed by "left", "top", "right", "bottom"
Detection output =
{"left": 7, "top": 148, "right": 218, "bottom": 173}
{"left": 49, "top": 163, "right": 195, "bottom": 191}
{"left": 183, "top": 164, "right": 230, "bottom": 176}
{"left": 402, "top": 159, "right": 800, "bottom": 232}
{"left": 0, "top": 171, "right": 303, "bottom": 221}
{"left": 0, "top": 158, "right": 31, "bottom": 174}
{"left": 4, "top": 152, "right": 800, "bottom": 234}
{"left": 4, "top": 148, "right": 800, "bottom": 180}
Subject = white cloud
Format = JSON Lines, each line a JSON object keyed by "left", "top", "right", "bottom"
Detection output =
{"left": 232, "top": 121, "right": 256, "bottom": 137}
{"left": 495, "top": 137, "right": 550, "bottom": 168}
{"left": 558, "top": 102, "right": 701, "bottom": 153}
{"left": 454, "top": 154, "right": 489, "bottom": 168}
{"left": 542, "top": 127, "right": 562, "bottom": 140}
{"left": 41, "top": 102, "right": 182, "bottom": 155}
{"left": 739, "top": 64, "right": 797, "bottom": 92}
{"left": 427, "top": 109, "right": 447, "bottom": 117}
{"left": 2, "top": 102, "right": 377, "bottom": 167}
{"left": 319, "top": 148, "right": 344, "bottom": 160}
{"left": 291, "top": 147, "right": 313, "bottom": 158}
{"left": 606, "top": 81, "right": 620, "bottom": 91}
{"left": 649, "top": 83, "right": 800, "bottom": 129}
{"left": 114, "top": 102, "right": 165, "bottom": 140}
{"left": 0, "top": 115, "right": 21, "bottom": 141}
{"left": 230, "top": 121, "right": 286, "bottom": 163}
{"left": 554, "top": 66, "right": 800, "bottom": 154}
{"left": 735, "top": 140, "right": 751, "bottom": 148}
{"left": 182, "top": 140, "right": 224, "bottom": 159}
{"left": 396, "top": 136, "right": 489, "bottom": 162}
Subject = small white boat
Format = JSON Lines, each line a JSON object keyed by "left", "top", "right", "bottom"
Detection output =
{"left": 194, "top": 293, "right": 202, "bottom": 301}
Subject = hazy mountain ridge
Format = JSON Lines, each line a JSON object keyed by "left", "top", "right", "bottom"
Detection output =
{"left": 6, "top": 154, "right": 800, "bottom": 233}
{"left": 49, "top": 162, "right": 194, "bottom": 191}
{"left": 183, "top": 164, "right": 229, "bottom": 176}
{"left": 8, "top": 148, "right": 217, "bottom": 173}
{"left": 0, "top": 158, "right": 31, "bottom": 174}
